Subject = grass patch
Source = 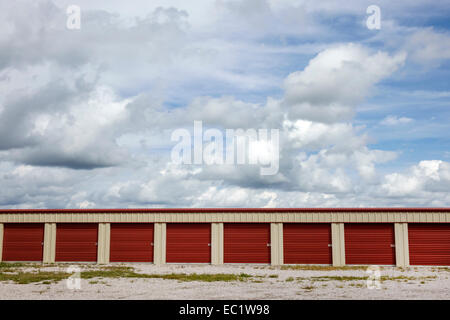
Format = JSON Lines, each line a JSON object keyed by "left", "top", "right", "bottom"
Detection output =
{"left": 285, "top": 277, "right": 294, "bottom": 282}
{"left": 380, "top": 275, "right": 437, "bottom": 282}
{"left": 89, "top": 280, "right": 108, "bottom": 285}
{"left": 0, "top": 267, "right": 256, "bottom": 284}
{"left": 294, "top": 276, "right": 366, "bottom": 282}
{"left": 80, "top": 268, "right": 255, "bottom": 283}
{"left": 280, "top": 265, "right": 369, "bottom": 271}
{"left": 292, "top": 275, "right": 437, "bottom": 283}
{"left": 0, "top": 262, "right": 29, "bottom": 269}
{"left": 301, "top": 285, "right": 315, "bottom": 291}
{"left": 143, "top": 273, "right": 253, "bottom": 282}
{"left": 432, "top": 267, "right": 450, "bottom": 272}
{"left": 0, "top": 271, "right": 70, "bottom": 284}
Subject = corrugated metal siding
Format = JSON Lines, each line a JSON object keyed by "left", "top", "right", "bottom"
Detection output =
{"left": 166, "top": 223, "right": 211, "bottom": 263}
{"left": 409, "top": 224, "right": 450, "bottom": 266}
{"left": 2, "top": 224, "right": 44, "bottom": 261}
{"left": 283, "top": 223, "right": 332, "bottom": 264}
{"left": 345, "top": 224, "right": 396, "bottom": 265}
{"left": 55, "top": 224, "right": 98, "bottom": 262}
{"left": 110, "top": 223, "right": 154, "bottom": 262}
{"left": 1, "top": 211, "right": 450, "bottom": 223}
{"left": 224, "top": 223, "right": 270, "bottom": 263}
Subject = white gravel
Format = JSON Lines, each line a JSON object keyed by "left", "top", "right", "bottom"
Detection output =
{"left": 1, "top": 264, "right": 450, "bottom": 299}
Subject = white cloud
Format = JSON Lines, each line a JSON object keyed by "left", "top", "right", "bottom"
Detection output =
{"left": 0, "top": 1, "right": 449, "bottom": 208}
{"left": 405, "top": 28, "right": 450, "bottom": 65}
{"left": 380, "top": 115, "right": 413, "bottom": 126}
{"left": 284, "top": 119, "right": 367, "bottom": 151}
{"left": 381, "top": 160, "right": 450, "bottom": 197}
{"left": 283, "top": 43, "right": 406, "bottom": 123}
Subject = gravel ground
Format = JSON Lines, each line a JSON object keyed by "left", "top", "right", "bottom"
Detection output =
{"left": 1, "top": 264, "right": 450, "bottom": 299}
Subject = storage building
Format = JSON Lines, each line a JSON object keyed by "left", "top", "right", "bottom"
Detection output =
{"left": 1, "top": 208, "right": 449, "bottom": 267}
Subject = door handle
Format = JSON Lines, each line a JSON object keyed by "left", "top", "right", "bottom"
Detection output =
{"left": 328, "top": 244, "right": 332, "bottom": 247}
{"left": 151, "top": 242, "right": 154, "bottom": 246}
{"left": 208, "top": 243, "right": 211, "bottom": 246}
{"left": 390, "top": 244, "right": 395, "bottom": 248}
{"left": 267, "top": 243, "right": 271, "bottom": 247}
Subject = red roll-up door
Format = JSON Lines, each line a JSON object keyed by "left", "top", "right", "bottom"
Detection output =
{"left": 409, "top": 224, "right": 450, "bottom": 266}
{"left": 224, "top": 223, "right": 270, "bottom": 263}
{"left": 55, "top": 224, "right": 98, "bottom": 262}
{"left": 345, "top": 223, "right": 396, "bottom": 265}
{"left": 166, "top": 224, "right": 211, "bottom": 263}
{"left": 2, "top": 224, "right": 44, "bottom": 261}
{"left": 283, "top": 223, "right": 332, "bottom": 264}
{"left": 110, "top": 224, "right": 154, "bottom": 262}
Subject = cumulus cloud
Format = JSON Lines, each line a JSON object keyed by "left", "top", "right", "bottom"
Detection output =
{"left": 382, "top": 160, "right": 450, "bottom": 196}
{"left": 0, "top": 0, "right": 449, "bottom": 208}
{"left": 283, "top": 43, "right": 406, "bottom": 123}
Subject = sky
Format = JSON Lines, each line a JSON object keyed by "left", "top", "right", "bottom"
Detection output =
{"left": 0, "top": 0, "right": 450, "bottom": 208}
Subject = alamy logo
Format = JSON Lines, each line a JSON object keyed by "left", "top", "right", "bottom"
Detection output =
{"left": 66, "top": 5, "right": 81, "bottom": 30}
{"left": 66, "top": 265, "right": 81, "bottom": 290}
{"left": 366, "top": 265, "right": 381, "bottom": 289}
{"left": 366, "top": 5, "right": 381, "bottom": 30}
{"left": 171, "top": 121, "right": 280, "bottom": 175}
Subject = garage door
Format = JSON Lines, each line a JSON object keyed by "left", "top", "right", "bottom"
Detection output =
{"left": 284, "top": 223, "right": 332, "bottom": 264}
{"left": 224, "top": 223, "right": 270, "bottom": 263}
{"left": 166, "top": 224, "right": 211, "bottom": 263}
{"left": 2, "top": 224, "right": 44, "bottom": 261}
{"left": 55, "top": 224, "right": 98, "bottom": 262}
{"left": 110, "top": 224, "right": 154, "bottom": 262}
{"left": 409, "top": 224, "right": 450, "bottom": 266}
{"left": 345, "top": 224, "right": 396, "bottom": 265}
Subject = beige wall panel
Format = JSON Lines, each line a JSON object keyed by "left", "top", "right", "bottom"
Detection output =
{"left": 402, "top": 223, "right": 410, "bottom": 266}
{"left": 394, "top": 223, "right": 404, "bottom": 267}
{"left": 43, "top": 223, "right": 56, "bottom": 263}
{"left": 211, "top": 223, "right": 224, "bottom": 265}
{"left": 0, "top": 223, "right": 3, "bottom": 262}
{"left": 97, "top": 223, "right": 110, "bottom": 264}
{"left": 1, "top": 211, "right": 450, "bottom": 224}
{"left": 270, "top": 223, "right": 283, "bottom": 265}
{"left": 331, "top": 223, "right": 345, "bottom": 267}
{"left": 105, "top": 223, "right": 111, "bottom": 263}
{"left": 153, "top": 223, "right": 166, "bottom": 265}
{"left": 394, "top": 223, "right": 410, "bottom": 267}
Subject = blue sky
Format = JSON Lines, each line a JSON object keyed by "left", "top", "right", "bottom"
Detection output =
{"left": 0, "top": 0, "right": 449, "bottom": 208}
